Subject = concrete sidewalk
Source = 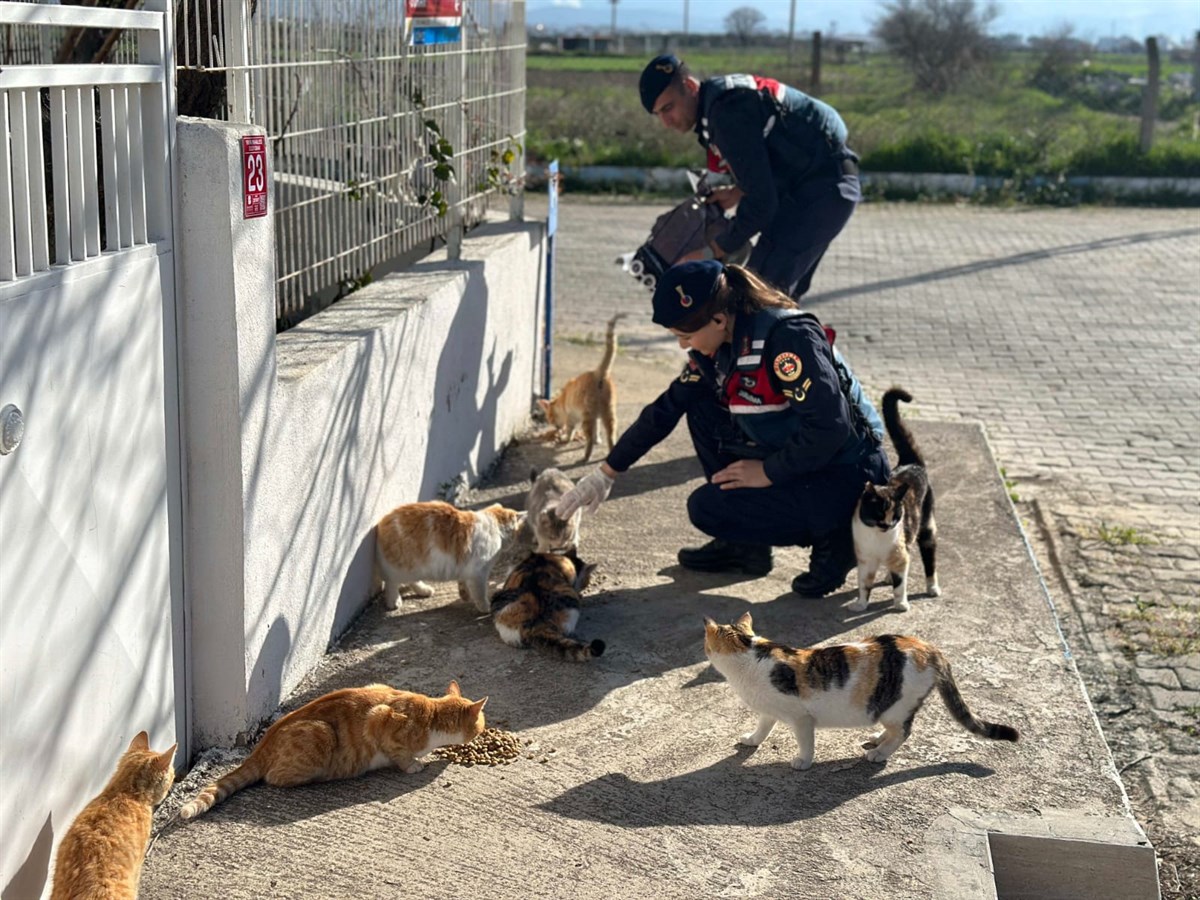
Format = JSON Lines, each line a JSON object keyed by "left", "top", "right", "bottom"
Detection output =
{"left": 140, "top": 343, "right": 1140, "bottom": 899}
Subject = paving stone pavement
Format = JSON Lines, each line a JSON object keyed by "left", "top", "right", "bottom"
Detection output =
{"left": 531, "top": 195, "right": 1200, "bottom": 896}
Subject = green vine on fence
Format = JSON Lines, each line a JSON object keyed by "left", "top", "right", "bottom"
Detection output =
{"left": 411, "top": 89, "right": 456, "bottom": 217}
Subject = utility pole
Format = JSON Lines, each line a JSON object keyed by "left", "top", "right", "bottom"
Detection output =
{"left": 786, "top": 0, "right": 796, "bottom": 66}
{"left": 683, "top": 0, "right": 689, "bottom": 48}
{"left": 1139, "top": 35, "right": 1160, "bottom": 153}
{"left": 610, "top": 0, "right": 618, "bottom": 39}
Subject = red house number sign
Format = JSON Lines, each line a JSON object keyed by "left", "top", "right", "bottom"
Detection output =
{"left": 242, "top": 135, "right": 268, "bottom": 219}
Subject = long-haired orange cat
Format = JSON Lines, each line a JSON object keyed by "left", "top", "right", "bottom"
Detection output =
{"left": 50, "top": 731, "right": 177, "bottom": 900}
{"left": 538, "top": 312, "right": 625, "bottom": 462}
{"left": 180, "top": 681, "right": 486, "bottom": 821}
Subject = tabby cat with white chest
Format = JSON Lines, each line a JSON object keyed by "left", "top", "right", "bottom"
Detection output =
{"left": 375, "top": 500, "right": 525, "bottom": 613}
{"left": 704, "top": 613, "right": 1018, "bottom": 770}
{"left": 180, "top": 681, "right": 486, "bottom": 820}
{"left": 50, "top": 732, "right": 176, "bottom": 900}
{"left": 491, "top": 549, "right": 604, "bottom": 662}
{"left": 851, "top": 387, "right": 940, "bottom": 613}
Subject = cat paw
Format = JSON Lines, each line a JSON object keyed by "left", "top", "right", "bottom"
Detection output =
{"left": 892, "top": 598, "right": 911, "bottom": 612}
{"left": 738, "top": 732, "right": 764, "bottom": 746}
{"left": 861, "top": 737, "right": 882, "bottom": 751}
{"left": 847, "top": 598, "right": 869, "bottom": 613}
{"left": 403, "top": 761, "right": 425, "bottom": 774}
{"left": 790, "top": 755, "right": 813, "bottom": 771}
{"left": 927, "top": 582, "right": 942, "bottom": 597}
{"left": 864, "top": 747, "right": 892, "bottom": 764}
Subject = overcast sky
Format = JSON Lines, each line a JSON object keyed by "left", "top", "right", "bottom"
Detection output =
{"left": 527, "top": 0, "right": 1200, "bottom": 43}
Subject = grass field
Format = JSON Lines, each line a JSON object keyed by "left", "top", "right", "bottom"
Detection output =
{"left": 526, "top": 48, "right": 1200, "bottom": 184}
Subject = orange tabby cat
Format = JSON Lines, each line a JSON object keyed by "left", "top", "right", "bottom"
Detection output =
{"left": 179, "top": 681, "right": 486, "bottom": 820}
{"left": 50, "top": 731, "right": 177, "bottom": 900}
{"left": 538, "top": 312, "right": 625, "bottom": 462}
{"left": 375, "top": 501, "right": 525, "bottom": 612}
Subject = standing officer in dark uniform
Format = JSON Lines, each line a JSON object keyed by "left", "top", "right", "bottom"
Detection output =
{"left": 555, "top": 261, "right": 889, "bottom": 598}
{"left": 637, "top": 54, "right": 860, "bottom": 299}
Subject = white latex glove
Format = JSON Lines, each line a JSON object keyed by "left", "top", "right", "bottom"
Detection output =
{"left": 555, "top": 467, "right": 615, "bottom": 519}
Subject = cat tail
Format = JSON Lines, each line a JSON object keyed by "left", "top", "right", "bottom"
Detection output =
{"left": 595, "top": 313, "right": 627, "bottom": 380}
{"left": 527, "top": 626, "right": 605, "bottom": 662}
{"left": 179, "top": 754, "right": 265, "bottom": 821}
{"left": 882, "top": 387, "right": 924, "bottom": 468}
{"left": 931, "top": 652, "right": 1020, "bottom": 743}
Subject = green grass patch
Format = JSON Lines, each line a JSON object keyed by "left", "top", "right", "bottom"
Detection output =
{"left": 526, "top": 49, "right": 1200, "bottom": 185}
{"left": 1096, "top": 522, "right": 1156, "bottom": 546}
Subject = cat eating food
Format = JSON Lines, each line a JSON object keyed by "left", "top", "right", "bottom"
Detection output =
{"left": 851, "top": 387, "right": 940, "bottom": 613}
{"left": 375, "top": 500, "right": 524, "bottom": 613}
{"left": 180, "top": 681, "right": 486, "bottom": 820}
{"left": 538, "top": 312, "right": 626, "bottom": 463}
{"left": 704, "top": 613, "right": 1018, "bottom": 770}
{"left": 491, "top": 549, "right": 605, "bottom": 662}
{"left": 50, "top": 732, "right": 177, "bottom": 900}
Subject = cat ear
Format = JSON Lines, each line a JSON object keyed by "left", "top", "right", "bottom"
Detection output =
{"left": 536, "top": 399, "right": 551, "bottom": 412}
{"left": 734, "top": 612, "right": 754, "bottom": 632}
{"left": 446, "top": 680, "right": 462, "bottom": 697}
{"left": 862, "top": 480, "right": 874, "bottom": 493}
{"left": 127, "top": 731, "right": 150, "bottom": 752}
{"left": 468, "top": 697, "right": 488, "bottom": 717}
{"left": 703, "top": 616, "right": 717, "bottom": 629}
{"left": 155, "top": 744, "right": 178, "bottom": 772}
{"left": 529, "top": 467, "right": 540, "bottom": 484}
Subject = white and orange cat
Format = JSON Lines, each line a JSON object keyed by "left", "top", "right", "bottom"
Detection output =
{"left": 704, "top": 613, "right": 1018, "bottom": 770}
{"left": 180, "top": 681, "right": 486, "bottom": 820}
{"left": 538, "top": 312, "right": 625, "bottom": 462}
{"left": 375, "top": 501, "right": 525, "bottom": 612}
{"left": 50, "top": 731, "right": 177, "bottom": 900}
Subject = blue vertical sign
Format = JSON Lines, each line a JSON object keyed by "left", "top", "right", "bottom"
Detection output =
{"left": 543, "top": 160, "right": 559, "bottom": 399}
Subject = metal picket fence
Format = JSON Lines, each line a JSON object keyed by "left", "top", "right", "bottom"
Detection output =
{"left": 174, "top": 0, "right": 527, "bottom": 327}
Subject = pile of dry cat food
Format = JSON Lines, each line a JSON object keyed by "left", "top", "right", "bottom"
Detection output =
{"left": 433, "top": 728, "right": 523, "bottom": 767}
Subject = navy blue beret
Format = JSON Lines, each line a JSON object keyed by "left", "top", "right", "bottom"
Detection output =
{"left": 639, "top": 54, "right": 682, "bottom": 113}
{"left": 652, "top": 260, "right": 724, "bottom": 328}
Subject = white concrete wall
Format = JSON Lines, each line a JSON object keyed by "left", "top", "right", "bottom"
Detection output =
{"left": 0, "top": 247, "right": 179, "bottom": 899}
{"left": 177, "top": 118, "right": 546, "bottom": 747}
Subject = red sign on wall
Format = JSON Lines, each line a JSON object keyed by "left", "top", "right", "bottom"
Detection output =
{"left": 242, "top": 135, "right": 268, "bottom": 219}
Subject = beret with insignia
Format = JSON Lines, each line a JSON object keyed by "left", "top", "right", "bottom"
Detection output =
{"left": 652, "top": 260, "right": 723, "bottom": 329}
{"left": 639, "top": 54, "right": 682, "bottom": 113}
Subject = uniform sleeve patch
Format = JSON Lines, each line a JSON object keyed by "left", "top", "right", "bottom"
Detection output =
{"left": 773, "top": 352, "right": 802, "bottom": 382}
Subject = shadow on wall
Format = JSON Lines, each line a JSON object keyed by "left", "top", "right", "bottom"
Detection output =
{"left": 2, "top": 813, "right": 53, "bottom": 900}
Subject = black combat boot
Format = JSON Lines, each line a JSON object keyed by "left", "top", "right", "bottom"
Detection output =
{"left": 791, "top": 528, "right": 856, "bottom": 597}
{"left": 678, "top": 539, "right": 774, "bottom": 576}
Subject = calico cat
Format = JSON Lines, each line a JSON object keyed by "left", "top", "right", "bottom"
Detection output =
{"left": 180, "top": 681, "right": 486, "bottom": 820}
{"left": 538, "top": 312, "right": 626, "bottom": 462}
{"left": 850, "top": 387, "right": 940, "bottom": 613}
{"left": 375, "top": 501, "right": 525, "bottom": 613}
{"left": 703, "top": 613, "right": 1018, "bottom": 770}
{"left": 491, "top": 550, "right": 605, "bottom": 661}
{"left": 50, "top": 732, "right": 177, "bottom": 900}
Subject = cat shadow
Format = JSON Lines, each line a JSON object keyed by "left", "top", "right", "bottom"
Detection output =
{"left": 538, "top": 750, "right": 996, "bottom": 827}
{"left": 1, "top": 812, "right": 53, "bottom": 900}
{"left": 172, "top": 761, "right": 446, "bottom": 829}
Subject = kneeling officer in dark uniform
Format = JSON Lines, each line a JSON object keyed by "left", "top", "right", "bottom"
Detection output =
{"left": 554, "top": 260, "right": 890, "bottom": 598}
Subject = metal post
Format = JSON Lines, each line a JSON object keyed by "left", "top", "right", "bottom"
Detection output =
{"left": 1139, "top": 36, "right": 1160, "bottom": 154}
{"left": 811, "top": 30, "right": 822, "bottom": 93}
{"left": 786, "top": 0, "right": 796, "bottom": 67}
{"left": 543, "top": 160, "right": 559, "bottom": 399}
{"left": 222, "top": 0, "right": 251, "bottom": 123}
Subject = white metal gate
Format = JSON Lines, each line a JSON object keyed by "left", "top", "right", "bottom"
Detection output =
{"left": 0, "top": 3, "right": 183, "bottom": 896}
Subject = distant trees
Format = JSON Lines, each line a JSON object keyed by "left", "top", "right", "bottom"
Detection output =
{"left": 725, "top": 6, "right": 766, "bottom": 46}
{"left": 1029, "top": 24, "right": 1091, "bottom": 95}
{"left": 873, "top": 0, "right": 999, "bottom": 95}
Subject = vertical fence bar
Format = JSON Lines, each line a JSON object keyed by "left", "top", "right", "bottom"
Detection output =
{"left": 49, "top": 87, "right": 70, "bottom": 265}
{"left": 127, "top": 88, "right": 147, "bottom": 245}
{"left": 99, "top": 86, "right": 122, "bottom": 250}
{"left": 0, "top": 92, "right": 15, "bottom": 281}
{"left": 113, "top": 87, "right": 132, "bottom": 248}
{"left": 64, "top": 87, "right": 86, "bottom": 261}
{"left": 9, "top": 88, "right": 34, "bottom": 276}
{"left": 80, "top": 86, "right": 100, "bottom": 258}
{"left": 23, "top": 89, "right": 49, "bottom": 272}
{"left": 141, "top": 0, "right": 171, "bottom": 242}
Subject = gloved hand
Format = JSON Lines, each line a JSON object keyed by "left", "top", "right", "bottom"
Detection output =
{"left": 555, "top": 467, "right": 615, "bottom": 519}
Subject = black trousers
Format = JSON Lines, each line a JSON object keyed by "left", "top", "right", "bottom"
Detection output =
{"left": 749, "top": 173, "right": 860, "bottom": 300}
{"left": 683, "top": 385, "right": 889, "bottom": 548}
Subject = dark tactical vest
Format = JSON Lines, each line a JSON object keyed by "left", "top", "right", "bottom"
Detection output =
{"left": 705, "top": 307, "right": 882, "bottom": 464}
